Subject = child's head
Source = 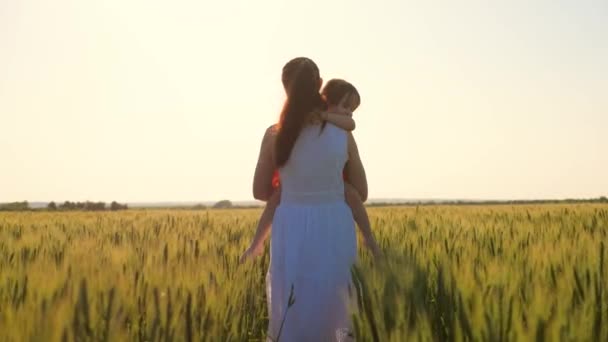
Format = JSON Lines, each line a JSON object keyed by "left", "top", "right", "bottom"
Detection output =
{"left": 321, "top": 79, "right": 361, "bottom": 112}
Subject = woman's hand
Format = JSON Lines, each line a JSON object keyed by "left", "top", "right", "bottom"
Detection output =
{"left": 239, "top": 244, "right": 265, "bottom": 264}
{"left": 359, "top": 228, "right": 382, "bottom": 260}
{"left": 365, "top": 238, "right": 383, "bottom": 260}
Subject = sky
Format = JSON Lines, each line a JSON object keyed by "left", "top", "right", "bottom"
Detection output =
{"left": 1, "top": 0, "right": 607, "bottom": 203}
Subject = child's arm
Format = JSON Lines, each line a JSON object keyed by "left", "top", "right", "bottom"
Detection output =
{"left": 344, "top": 182, "right": 382, "bottom": 258}
{"left": 250, "top": 192, "right": 278, "bottom": 248}
{"left": 321, "top": 112, "right": 356, "bottom": 131}
{"left": 240, "top": 188, "right": 281, "bottom": 263}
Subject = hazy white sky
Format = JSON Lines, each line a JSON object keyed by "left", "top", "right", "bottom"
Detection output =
{"left": 1, "top": 0, "right": 607, "bottom": 202}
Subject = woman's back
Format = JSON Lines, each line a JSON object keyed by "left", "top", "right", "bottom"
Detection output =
{"left": 279, "top": 123, "right": 348, "bottom": 205}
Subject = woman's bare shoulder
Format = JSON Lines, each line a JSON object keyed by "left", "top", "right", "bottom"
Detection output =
{"left": 261, "top": 124, "right": 279, "bottom": 147}
{"left": 266, "top": 124, "right": 279, "bottom": 134}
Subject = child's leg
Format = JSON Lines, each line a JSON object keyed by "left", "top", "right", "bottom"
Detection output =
{"left": 248, "top": 189, "right": 281, "bottom": 253}
{"left": 344, "top": 182, "right": 379, "bottom": 253}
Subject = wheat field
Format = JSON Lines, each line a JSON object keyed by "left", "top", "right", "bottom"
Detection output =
{"left": 0, "top": 205, "right": 606, "bottom": 341}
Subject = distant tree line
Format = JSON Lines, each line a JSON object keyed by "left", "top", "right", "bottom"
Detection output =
{"left": 366, "top": 196, "right": 608, "bottom": 207}
{"left": 0, "top": 201, "right": 29, "bottom": 211}
{"left": 47, "top": 201, "right": 128, "bottom": 211}
{"left": 213, "top": 200, "right": 233, "bottom": 209}
{"left": 0, "top": 201, "right": 128, "bottom": 211}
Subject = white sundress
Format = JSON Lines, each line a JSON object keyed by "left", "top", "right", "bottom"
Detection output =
{"left": 266, "top": 123, "right": 358, "bottom": 342}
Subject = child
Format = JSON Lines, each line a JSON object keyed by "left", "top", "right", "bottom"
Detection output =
{"left": 240, "top": 79, "right": 381, "bottom": 263}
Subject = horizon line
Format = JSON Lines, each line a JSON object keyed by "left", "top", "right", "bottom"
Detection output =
{"left": 4, "top": 195, "right": 607, "bottom": 205}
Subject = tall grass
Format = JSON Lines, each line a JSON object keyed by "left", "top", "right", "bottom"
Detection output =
{"left": 0, "top": 204, "right": 606, "bottom": 341}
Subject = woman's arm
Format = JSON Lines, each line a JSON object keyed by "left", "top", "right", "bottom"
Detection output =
{"left": 321, "top": 112, "right": 356, "bottom": 131}
{"left": 343, "top": 132, "right": 368, "bottom": 202}
{"left": 252, "top": 125, "right": 277, "bottom": 201}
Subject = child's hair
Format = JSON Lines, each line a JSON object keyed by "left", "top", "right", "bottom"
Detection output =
{"left": 321, "top": 79, "right": 361, "bottom": 110}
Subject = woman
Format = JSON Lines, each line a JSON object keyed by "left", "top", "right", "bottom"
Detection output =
{"left": 252, "top": 57, "right": 374, "bottom": 341}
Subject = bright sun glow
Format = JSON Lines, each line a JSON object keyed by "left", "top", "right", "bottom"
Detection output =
{"left": 1, "top": 0, "right": 607, "bottom": 202}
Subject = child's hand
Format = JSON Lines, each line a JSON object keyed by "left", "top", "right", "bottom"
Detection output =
{"left": 327, "top": 107, "right": 353, "bottom": 117}
{"left": 308, "top": 111, "right": 324, "bottom": 124}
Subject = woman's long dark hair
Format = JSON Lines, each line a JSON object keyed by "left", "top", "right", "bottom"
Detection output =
{"left": 275, "top": 57, "right": 326, "bottom": 168}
